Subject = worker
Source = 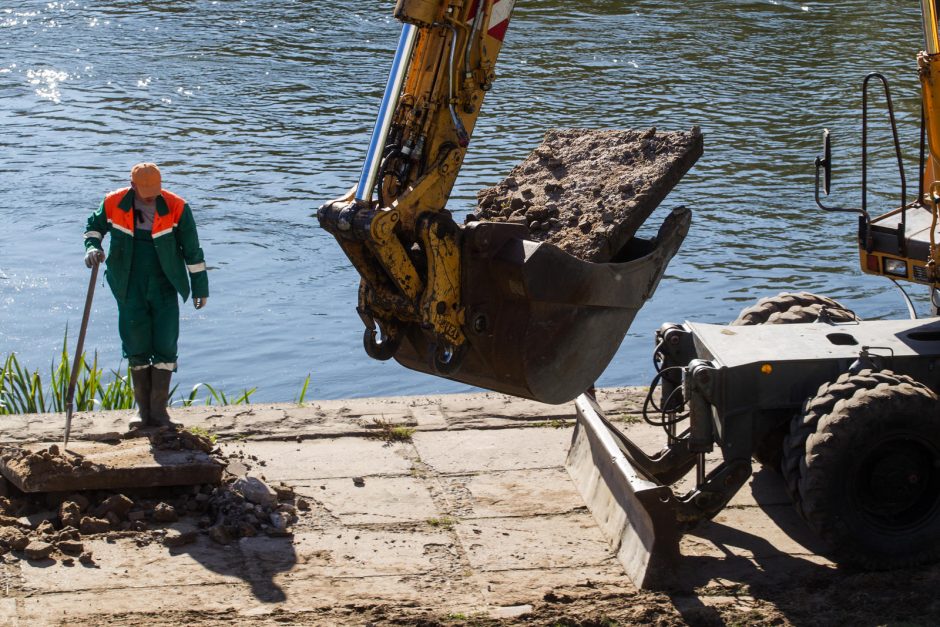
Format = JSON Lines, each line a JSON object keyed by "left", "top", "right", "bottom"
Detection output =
{"left": 83, "top": 163, "right": 209, "bottom": 429}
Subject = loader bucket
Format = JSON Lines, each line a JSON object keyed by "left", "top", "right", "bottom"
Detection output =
{"left": 566, "top": 394, "right": 681, "bottom": 589}
{"left": 391, "top": 207, "right": 691, "bottom": 404}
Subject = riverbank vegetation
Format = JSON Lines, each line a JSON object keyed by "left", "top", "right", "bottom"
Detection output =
{"left": 0, "top": 334, "right": 310, "bottom": 415}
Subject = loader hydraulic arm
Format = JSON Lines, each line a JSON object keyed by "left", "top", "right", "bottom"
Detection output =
{"left": 318, "top": 0, "right": 515, "bottom": 369}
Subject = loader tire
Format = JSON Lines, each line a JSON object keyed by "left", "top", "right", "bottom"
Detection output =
{"left": 792, "top": 370, "right": 940, "bottom": 569}
{"left": 782, "top": 370, "right": 906, "bottom": 516}
{"left": 732, "top": 292, "right": 859, "bottom": 471}
{"left": 731, "top": 291, "right": 858, "bottom": 326}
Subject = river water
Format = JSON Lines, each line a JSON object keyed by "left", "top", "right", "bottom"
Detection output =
{"left": 0, "top": 1, "right": 929, "bottom": 403}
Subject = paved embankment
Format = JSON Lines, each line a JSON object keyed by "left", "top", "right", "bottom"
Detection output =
{"left": 0, "top": 388, "right": 936, "bottom": 626}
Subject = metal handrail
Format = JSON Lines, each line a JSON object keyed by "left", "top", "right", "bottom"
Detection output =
{"left": 862, "top": 73, "right": 909, "bottom": 230}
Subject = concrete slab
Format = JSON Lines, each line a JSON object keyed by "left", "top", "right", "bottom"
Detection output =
{"left": 19, "top": 536, "right": 247, "bottom": 594}
{"left": 479, "top": 564, "right": 630, "bottom": 607}
{"left": 0, "top": 599, "right": 17, "bottom": 627}
{"left": 688, "top": 504, "right": 829, "bottom": 560}
{"left": 0, "top": 439, "right": 223, "bottom": 493}
{"left": 2, "top": 387, "right": 933, "bottom": 626}
{"left": 220, "top": 438, "right": 414, "bottom": 482}
{"left": 19, "top": 584, "right": 259, "bottom": 623}
{"left": 293, "top": 476, "right": 439, "bottom": 525}
{"left": 413, "top": 427, "right": 572, "bottom": 475}
{"left": 439, "top": 468, "right": 584, "bottom": 518}
{"left": 288, "top": 528, "right": 453, "bottom": 578}
{"left": 455, "top": 512, "right": 613, "bottom": 572}
{"left": 0, "top": 387, "right": 647, "bottom": 444}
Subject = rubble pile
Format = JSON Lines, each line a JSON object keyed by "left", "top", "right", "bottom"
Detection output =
{"left": 0, "top": 433, "right": 307, "bottom": 564}
{"left": 200, "top": 476, "right": 310, "bottom": 545}
{"left": 470, "top": 127, "right": 703, "bottom": 263}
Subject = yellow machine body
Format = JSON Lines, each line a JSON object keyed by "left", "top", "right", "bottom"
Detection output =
{"left": 856, "top": 1, "right": 940, "bottom": 288}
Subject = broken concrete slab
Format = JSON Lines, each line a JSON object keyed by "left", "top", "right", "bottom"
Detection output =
{"left": 0, "top": 438, "right": 223, "bottom": 493}
{"left": 473, "top": 127, "right": 703, "bottom": 263}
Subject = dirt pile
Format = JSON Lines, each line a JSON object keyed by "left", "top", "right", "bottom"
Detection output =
{"left": 0, "top": 443, "right": 104, "bottom": 481}
{"left": 469, "top": 127, "right": 703, "bottom": 263}
{"left": 0, "top": 428, "right": 225, "bottom": 493}
{"left": 0, "top": 427, "right": 217, "bottom": 492}
{"left": 0, "top": 432, "right": 304, "bottom": 563}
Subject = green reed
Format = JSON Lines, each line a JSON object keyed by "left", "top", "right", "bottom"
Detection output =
{"left": 0, "top": 332, "right": 312, "bottom": 415}
{"left": 0, "top": 332, "right": 134, "bottom": 415}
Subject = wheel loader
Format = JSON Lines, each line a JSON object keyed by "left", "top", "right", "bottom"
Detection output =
{"left": 319, "top": 0, "right": 940, "bottom": 590}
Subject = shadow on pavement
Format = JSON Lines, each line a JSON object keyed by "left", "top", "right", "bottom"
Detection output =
{"left": 174, "top": 534, "right": 298, "bottom": 603}
{"left": 667, "top": 467, "right": 834, "bottom": 625}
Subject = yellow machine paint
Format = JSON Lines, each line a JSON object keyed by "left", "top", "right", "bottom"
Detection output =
{"left": 322, "top": 0, "right": 511, "bottom": 360}
{"left": 855, "top": 1, "right": 940, "bottom": 288}
{"left": 919, "top": 0, "right": 940, "bottom": 280}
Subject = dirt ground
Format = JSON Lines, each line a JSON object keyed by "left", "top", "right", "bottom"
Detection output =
{"left": 471, "top": 128, "right": 703, "bottom": 262}
{"left": 0, "top": 388, "right": 937, "bottom": 626}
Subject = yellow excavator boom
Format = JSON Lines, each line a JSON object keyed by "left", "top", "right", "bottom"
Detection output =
{"left": 318, "top": 0, "right": 693, "bottom": 403}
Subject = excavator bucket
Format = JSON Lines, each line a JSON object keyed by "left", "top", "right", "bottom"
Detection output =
{"left": 391, "top": 206, "right": 691, "bottom": 404}
{"left": 566, "top": 393, "right": 682, "bottom": 589}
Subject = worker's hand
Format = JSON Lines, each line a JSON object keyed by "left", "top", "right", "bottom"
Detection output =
{"left": 84, "top": 249, "right": 105, "bottom": 268}
{"left": 193, "top": 296, "right": 207, "bottom": 310}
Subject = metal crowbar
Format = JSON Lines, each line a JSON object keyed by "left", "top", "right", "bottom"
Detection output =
{"left": 64, "top": 263, "right": 98, "bottom": 449}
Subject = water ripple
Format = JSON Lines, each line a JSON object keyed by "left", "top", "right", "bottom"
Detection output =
{"left": 0, "top": 0, "right": 927, "bottom": 400}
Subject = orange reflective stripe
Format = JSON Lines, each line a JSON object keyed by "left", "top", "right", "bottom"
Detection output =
{"left": 104, "top": 188, "right": 134, "bottom": 235}
{"left": 152, "top": 189, "right": 186, "bottom": 238}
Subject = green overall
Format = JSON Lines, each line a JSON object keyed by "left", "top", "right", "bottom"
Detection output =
{"left": 119, "top": 229, "right": 180, "bottom": 368}
{"left": 85, "top": 187, "right": 208, "bottom": 374}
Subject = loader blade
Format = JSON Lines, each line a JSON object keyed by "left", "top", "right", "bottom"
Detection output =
{"left": 566, "top": 394, "right": 681, "bottom": 589}
{"left": 392, "top": 206, "right": 691, "bottom": 404}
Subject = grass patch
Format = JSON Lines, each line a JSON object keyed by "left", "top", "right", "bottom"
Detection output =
{"left": 187, "top": 426, "right": 218, "bottom": 445}
{"left": 177, "top": 382, "right": 256, "bottom": 407}
{"left": 426, "top": 516, "right": 456, "bottom": 529}
{"left": 371, "top": 417, "right": 416, "bottom": 442}
{"left": 294, "top": 374, "right": 311, "bottom": 406}
{"left": 1, "top": 332, "right": 134, "bottom": 414}
{"left": 617, "top": 413, "right": 641, "bottom": 425}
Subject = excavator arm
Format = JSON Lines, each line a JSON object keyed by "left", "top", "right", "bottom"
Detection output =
{"left": 319, "top": 0, "right": 514, "bottom": 366}
{"left": 319, "top": 0, "right": 691, "bottom": 403}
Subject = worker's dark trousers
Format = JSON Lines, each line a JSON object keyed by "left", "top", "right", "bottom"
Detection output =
{"left": 118, "top": 230, "right": 179, "bottom": 370}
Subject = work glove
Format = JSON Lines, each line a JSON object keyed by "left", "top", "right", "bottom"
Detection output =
{"left": 193, "top": 296, "right": 208, "bottom": 310}
{"left": 84, "top": 249, "right": 105, "bottom": 268}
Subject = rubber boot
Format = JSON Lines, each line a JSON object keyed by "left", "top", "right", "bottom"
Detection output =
{"left": 128, "top": 366, "right": 152, "bottom": 430}
{"left": 149, "top": 368, "right": 178, "bottom": 429}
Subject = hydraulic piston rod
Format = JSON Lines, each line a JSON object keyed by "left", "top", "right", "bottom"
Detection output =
{"left": 355, "top": 23, "right": 419, "bottom": 203}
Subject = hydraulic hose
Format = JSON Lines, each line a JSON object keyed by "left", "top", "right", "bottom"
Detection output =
{"left": 446, "top": 24, "right": 470, "bottom": 147}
